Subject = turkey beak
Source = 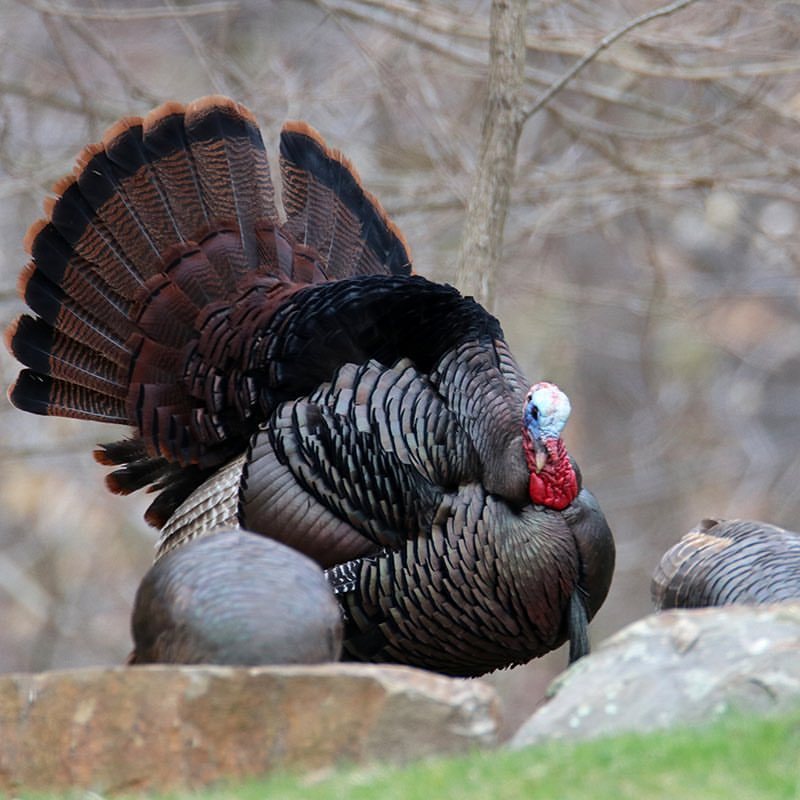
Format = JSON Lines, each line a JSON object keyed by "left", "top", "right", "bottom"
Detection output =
{"left": 532, "top": 439, "right": 548, "bottom": 473}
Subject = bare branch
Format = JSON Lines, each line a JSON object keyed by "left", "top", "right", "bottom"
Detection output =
{"left": 0, "top": 79, "right": 121, "bottom": 120}
{"left": 324, "top": 1, "right": 797, "bottom": 85}
{"left": 162, "top": 0, "right": 229, "bottom": 95}
{"left": 40, "top": 12, "right": 103, "bottom": 137}
{"left": 15, "top": 0, "right": 239, "bottom": 21}
{"left": 36, "top": 10, "right": 162, "bottom": 109}
{"left": 315, "top": 0, "right": 486, "bottom": 70}
{"left": 454, "top": 0, "right": 528, "bottom": 309}
{"left": 523, "top": 0, "right": 703, "bottom": 121}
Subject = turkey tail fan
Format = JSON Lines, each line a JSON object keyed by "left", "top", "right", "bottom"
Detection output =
{"left": 5, "top": 97, "right": 416, "bottom": 527}
{"left": 5, "top": 97, "right": 284, "bottom": 523}
{"left": 280, "top": 122, "right": 412, "bottom": 279}
{"left": 6, "top": 97, "right": 278, "bottom": 425}
{"left": 180, "top": 96, "right": 278, "bottom": 278}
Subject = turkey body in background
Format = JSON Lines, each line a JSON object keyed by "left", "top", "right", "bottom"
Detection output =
{"left": 130, "top": 529, "right": 342, "bottom": 665}
{"left": 652, "top": 518, "right": 800, "bottom": 609}
{"left": 5, "top": 96, "right": 614, "bottom": 677}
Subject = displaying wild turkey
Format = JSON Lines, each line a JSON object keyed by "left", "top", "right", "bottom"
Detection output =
{"left": 652, "top": 518, "right": 800, "bottom": 610}
{"left": 130, "top": 529, "right": 342, "bottom": 665}
{"left": 5, "top": 96, "right": 615, "bottom": 677}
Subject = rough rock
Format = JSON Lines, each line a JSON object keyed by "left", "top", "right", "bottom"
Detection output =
{"left": 0, "top": 663, "right": 498, "bottom": 794}
{"left": 511, "top": 602, "right": 800, "bottom": 748}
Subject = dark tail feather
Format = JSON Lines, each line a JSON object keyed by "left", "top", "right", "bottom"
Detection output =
{"left": 6, "top": 315, "right": 125, "bottom": 399}
{"left": 183, "top": 96, "right": 276, "bottom": 282}
{"left": 6, "top": 98, "right": 279, "bottom": 425}
{"left": 16, "top": 261, "right": 131, "bottom": 364}
{"left": 96, "top": 437, "right": 212, "bottom": 528}
{"left": 141, "top": 101, "right": 213, "bottom": 239}
{"left": 6, "top": 97, "right": 416, "bottom": 528}
{"left": 280, "top": 121, "right": 412, "bottom": 279}
{"left": 9, "top": 370, "right": 127, "bottom": 423}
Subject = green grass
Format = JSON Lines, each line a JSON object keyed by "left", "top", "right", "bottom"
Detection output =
{"left": 173, "top": 711, "right": 800, "bottom": 800}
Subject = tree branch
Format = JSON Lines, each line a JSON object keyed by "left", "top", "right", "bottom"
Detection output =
{"left": 16, "top": 0, "right": 239, "bottom": 21}
{"left": 523, "top": 0, "right": 703, "bottom": 121}
{"left": 454, "top": 0, "right": 528, "bottom": 310}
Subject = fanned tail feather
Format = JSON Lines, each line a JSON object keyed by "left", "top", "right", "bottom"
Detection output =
{"left": 183, "top": 96, "right": 276, "bottom": 276}
{"left": 6, "top": 96, "right": 417, "bottom": 527}
{"left": 8, "top": 97, "right": 277, "bottom": 420}
{"left": 280, "top": 121, "right": 412, "bottom": 279}
{"left": 5, "top": 315, "right": 125, "bottom": 399}
{"left": 10, "top": 370, "right": 127, "bottom": 423}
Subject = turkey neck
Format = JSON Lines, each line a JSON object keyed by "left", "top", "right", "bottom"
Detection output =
{"left": 431, "top": 341, "right": 531, "bottom": 505}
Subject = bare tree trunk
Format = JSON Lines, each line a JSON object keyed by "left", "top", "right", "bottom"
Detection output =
{"left": 454, "top": 0, "right": 528, "bottom": 311}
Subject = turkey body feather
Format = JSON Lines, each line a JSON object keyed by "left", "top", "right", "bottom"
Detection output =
{"left": 652, "top": 518, "right": 800, "bottom": 610}
{"left": 6, "top": 96, "right": 614, "bottom": 676}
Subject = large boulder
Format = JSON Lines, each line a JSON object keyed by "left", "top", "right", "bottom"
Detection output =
{"left": 0, "top": 663, "right": 498, "bottom": 794}
{"left": 511, "top": 602, "right": 800, "bottom": 748}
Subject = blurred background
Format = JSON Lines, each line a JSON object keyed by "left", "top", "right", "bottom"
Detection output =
{"left": 1, "top": 0, "right": 799, "bottom": 735}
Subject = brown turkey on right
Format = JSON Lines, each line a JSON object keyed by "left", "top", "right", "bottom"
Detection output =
{"left": 652, "top": 518, "right": 800, "bottom": 610}
{"left": 5, "top": 96, "right": 615, "bottom": 676}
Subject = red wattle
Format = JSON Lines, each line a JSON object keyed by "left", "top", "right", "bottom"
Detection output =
{"left": 523, "top": 435, "right": 579, "bottom": 511}
{"left": 528, "top": 470, "right": 576, "bottom": 511}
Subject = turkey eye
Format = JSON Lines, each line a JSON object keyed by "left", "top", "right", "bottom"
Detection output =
{"left": 531, "top": 405, "right": 539, "bottom": 421}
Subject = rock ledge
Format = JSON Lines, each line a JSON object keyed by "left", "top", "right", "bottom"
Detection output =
{"left": 511, "top": 602, "right": 800, "bottom": 748}
{"left": 0, "top": 663, "right": 498, "bottom": 794}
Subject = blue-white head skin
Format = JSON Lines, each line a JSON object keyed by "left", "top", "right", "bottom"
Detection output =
{"left": 522, "top": 382, "right": 579, "bottom": 510}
